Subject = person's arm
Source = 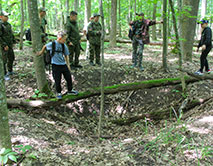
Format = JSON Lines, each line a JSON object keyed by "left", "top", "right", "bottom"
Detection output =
{"left": 0, "top": 23, "right": 8, "bottom": 48}
{"left": 66, "top": 23, "right": 73, "bottom": 46}
{"left": 37, "top": 45, "right": 46, "bottom": 56}
{"left": 64, "top": 55, "right": 71, "bottom": 72}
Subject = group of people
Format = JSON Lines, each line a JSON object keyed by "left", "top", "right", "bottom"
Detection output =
{"left": 0, "top": 8, "right": 212, "bottom": 99}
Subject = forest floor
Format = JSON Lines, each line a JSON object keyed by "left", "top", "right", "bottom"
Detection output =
{"left": 6, "top": 42, "right": 213, "bottom": 166}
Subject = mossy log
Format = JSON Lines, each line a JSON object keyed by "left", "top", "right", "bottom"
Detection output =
{"left": 7, "top": 76, "right": 200, "bottom": 108}
{"left": 112, "top": 96, "right": 213, "bottom": 125}
{"left": 180, "top": 69, "right": 213, "bottom": 80}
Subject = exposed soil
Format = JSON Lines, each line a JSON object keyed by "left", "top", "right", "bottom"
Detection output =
{"left": 6, "top": 43, "right": 213, "bottom": 166}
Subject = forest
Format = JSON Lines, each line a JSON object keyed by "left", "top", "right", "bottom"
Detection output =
{"left": 0, "top": 0, "right": 213, "bottom": 165}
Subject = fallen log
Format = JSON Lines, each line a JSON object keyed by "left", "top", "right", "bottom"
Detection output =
{"left": 7, "top": 76, "right": 201, "bottom": 108}
{"left": 180, "top": 69, "right": 213, "bottom": 80}
{"left": 112, "top": 96, "right": 213, "bottom": 125}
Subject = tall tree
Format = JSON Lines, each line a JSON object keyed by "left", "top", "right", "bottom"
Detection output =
{"left": 0, "top": 55, "right": 12, "bottom": 150}
{"left": 66, "top": 0, "right": 70, "bottom": 16}
{"left": 152, "top": 1, "right": 157, "bottom": 40}
{"left": 74, "top": 0, "right": 79, "bottom": 12}
{"left": 128, "top": 0, "right": 132, "bottom": 22}
{"left": 42, "top": 0, "right": 45, "bottom": 8}
{"left": 180, "top": 0, "right": 199, "bottom": 61}
{"left": 109, "top": 0, "right": 117, "bottom": 47}
{"left": 27, "top": 0, "right": 51, "bottom": 94}
{"left": 98, "top": 0, "right": 105, "bottom": 140}
{"left": 0, "top": 0, "right": 2, "bottom": 12}
{"left": 84, "top": 0, "right": 91, "bottom": 58}
{"left": 84, "top": 0, "right": 91, "bottom": 26}
{"left": 162, "top": 0, "right": 168, "bottom": 71}
{"left": 201, "top": 0, "right": 207, "bottom": 19}
{"left": 118, "top": 0, "right": 121, "bottom": 37}
{"left": 19, "top": 0, "right": 25, "bottom": 50}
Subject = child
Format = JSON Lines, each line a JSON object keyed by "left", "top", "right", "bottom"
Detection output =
{"left": 195, "top": 19, "right": 212, "bottom": 75}
{"left": 38, "top": 31, "right": 78, "bottom": 99}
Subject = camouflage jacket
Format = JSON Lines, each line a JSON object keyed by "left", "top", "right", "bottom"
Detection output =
{"left": 0, "top": 20, "right": 15, "bottom": 48}
{"left": 87, "top": 21, "right": 102, "bottom": 45}
{"left": 131, "top": 19, "right": 156, "bottom": 44}
{"left": 66, "top": 19, "right": 81, "bottom": 45}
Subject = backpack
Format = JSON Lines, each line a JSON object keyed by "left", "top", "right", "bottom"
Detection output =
{"left": 25, "top": 28, "right": 32, "bottom": 41}
{"left": 128, "top": 28, "right": 134, "bottom": 40}
{"left": 44, "top": 41, "right": 65, "bottom": 68}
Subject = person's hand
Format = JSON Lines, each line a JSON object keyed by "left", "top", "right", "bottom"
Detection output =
{"left": 36, "top": 51, "right": 42, "bottom": 56}
{"left": 201, "top": 45, "right": 206, "bottom": 51}
{"left": 69, "top": 42, "right": 73, "bottom": 46}
{"left": 197, "top": 48, "right": 199, "bottom": 52}
{"left": 4, "top": 46, "right": 9, "bottom": 51}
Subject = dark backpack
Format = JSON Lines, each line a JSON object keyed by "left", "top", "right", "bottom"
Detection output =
{"left": 25, "top": 28, "right": 32, "bottom": 41}
{"left": 128, "top": 28, "right": 134, "bottom": 40}
{"left": 44, "top": 41, "right": 65, "bottom": 67}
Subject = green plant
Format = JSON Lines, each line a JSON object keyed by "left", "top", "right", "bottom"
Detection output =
{"left": 15, "top": 145, "right": 32, "bottom": 153}
{"left": 0, "top": 148, "right": 18, "bottom": 166}
{"left": 31, "top": 89, "right": 48, "bottom": 99}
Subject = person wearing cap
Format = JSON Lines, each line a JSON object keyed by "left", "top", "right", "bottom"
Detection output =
{"left": 129, "top": 12, "right": 163, "bottom": 71}
{"left": 39, "top": 7, "right": 48, "bottom": 43}
{"left": 87, "top": 13, "right": 102, "bottom": 66}
{"left": 83, "top": 16, "right": 94, "bottom": 60}
{"left": 0, "top": 11, "right": 16, "bottom": 81}
{"left": 195, "top": 19, "right": 212, "bottom": 75}
{"left": 66, "top": 11, "right": 82, "bottom": 68}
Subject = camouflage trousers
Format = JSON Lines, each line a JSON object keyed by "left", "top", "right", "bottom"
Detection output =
{"left": 1, "top": 47, "right": 15, "bottom": 75}
{"left": 89, "top": 43, "right": 101, "bottom": 63}
{"left": 68, "top": 43, "right": 80, "bottom": 66}
{"left": 132, "top": 36, "right": 144, "bottom": 67}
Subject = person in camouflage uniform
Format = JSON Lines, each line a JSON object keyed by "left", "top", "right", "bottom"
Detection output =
{"left": 0, "top": 11, "right": 16, "bottom": 81}
{"left": 87, "top": 13, "right": 102, "bottom": 66}
{"left": 39, "top": 7, "right": 48, "bottom": 43}
{"left": 129, "top": 12, "right": 163, "bottom": 71}
{"left": 66, "top": 11, "right": 82, "bottom": 68}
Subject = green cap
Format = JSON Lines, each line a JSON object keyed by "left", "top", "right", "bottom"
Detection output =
{"left": 0, "top": 11, "right": 10, "bottom": 16}
{"left": 39, "top": 7, "right": 47, "bottom": 13}
{"left": 93, "top": 13, "right": 101, "bottom": 17}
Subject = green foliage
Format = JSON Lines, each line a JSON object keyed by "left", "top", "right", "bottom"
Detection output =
{"left": 0, "top": 148, "right": 18, "bottom": 165}
{"left": 31, "top": 89, "right": 48, "bottom": 99}
{"left": 15, "top": 145, "right": 32, "bottom": 153}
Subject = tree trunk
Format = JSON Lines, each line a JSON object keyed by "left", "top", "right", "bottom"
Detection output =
{"left": 66, "top": 0, "right": 70, "bottom": 16}
{"left": 0, "top": 52, "right": 12, "bottom": 149}
{"left": 74, "top": 0, "right": 79, "bottom": 12}
{"left": 19, "top": 0, "right": 25, "bottom": 50}
{"left": 201, "top": 0, "right": 207, "bottom": 19}
{"left": 84, "top": 0, "right": 91, "bottom": 58}
{"left": 169, "top": 0, "right": 182, "bottom": 68}
{"left": 169, "top": 0, "right": 185, "bottom": 91}
{"left": 0, "top": 0, "right": 2, "bottom": 12}
{"left": 162, "top": 0, "right": 168, "bottom": 71}
{"left": 118, "top": 0, "right": 121, "bottom": 37}
{"left": 27, "top": 0, "right": 51, "bottom": 94}
{"left": 7, "top": 76, "right": 203, "bottom": 109}
{"left": 109, "top": 0, "right": 117, "bottom": 47}
{"left": 98, "top": 0, "right": 105, "bottom": 141}
{"left": 134, "top": 0, "right": 136, "bottom": 18}
{"left": 180, "top": 0, "right": 199, "bottom": 61}
{"left": 128, "top": 0, "right": 132, "bottom": 22}
{"left": 152, "top": 2, "right": 157, "bottom": 40}
{"left": 42, "top": 0, "right": 45, "bottom": 7}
